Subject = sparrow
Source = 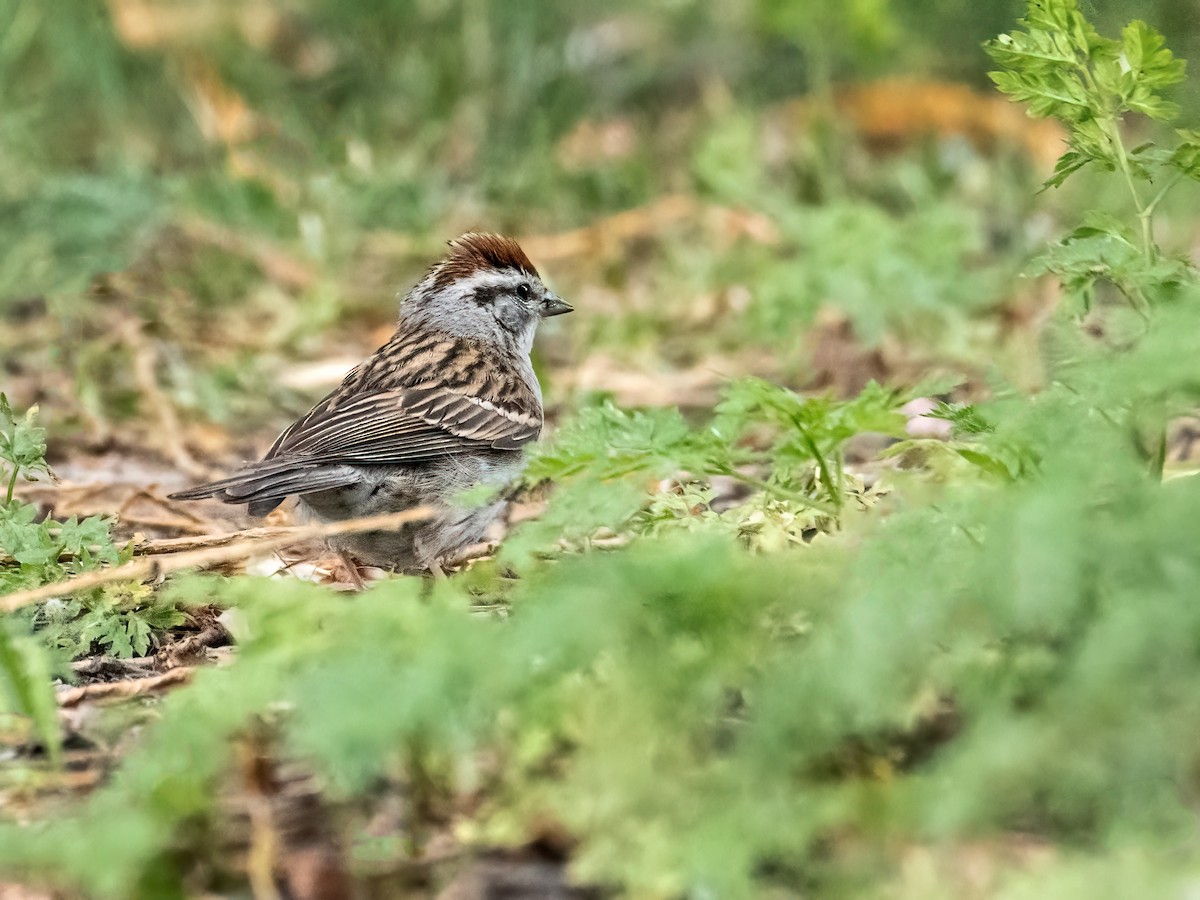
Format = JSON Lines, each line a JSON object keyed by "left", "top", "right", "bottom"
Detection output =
{"left": 170, "top": 233, "right": 572, "bottom": 572}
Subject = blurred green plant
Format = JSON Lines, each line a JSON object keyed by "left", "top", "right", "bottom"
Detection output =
{"left": 987, "top": 0, "right": 1200, "bottom": 475}
{"left": 513, "top": 378, "right": 905, "bottom": 557}
{"left": 0, "top": 617, "right": 61, "bottom": 768}
{"left": 758, "top": 0, "right": 899, "bottom": 93}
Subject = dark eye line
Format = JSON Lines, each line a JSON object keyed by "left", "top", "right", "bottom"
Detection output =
{"left": 473, "top": 284, "right": 501, "bottom": 307}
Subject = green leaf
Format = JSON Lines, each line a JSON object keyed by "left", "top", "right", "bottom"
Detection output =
{"left": 12, "top": 546, "right": 56, "bottom": 565}
{"left": 954, "top": 446, "right": 1020, "bottom": 480}
{"left": 1120, "top": 20, "right": 1186, "bottom": 95}
{"left": 1168, "top": 137, "right": 1200, "bottom": 181}
{"left": 1041, "top": 149, "right": 1091, "bottom": 189}
{"left": 0, "top": 618, "right": 62, "bottom": 767}
{"left": 987, "top": 0, "right": 1185, "bottom": 189}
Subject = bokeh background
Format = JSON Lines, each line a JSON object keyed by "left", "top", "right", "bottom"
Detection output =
{"left": 5, "top": 0, "right": 1198, "bottom": 473}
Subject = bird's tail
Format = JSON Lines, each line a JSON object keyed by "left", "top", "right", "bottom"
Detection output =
{"left": 169, "top": 460, "right": 358, "bottom": 517}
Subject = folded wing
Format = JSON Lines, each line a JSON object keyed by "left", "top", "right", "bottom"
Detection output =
{"left": 169, "top": 378, "right": 542, "bottom": 512}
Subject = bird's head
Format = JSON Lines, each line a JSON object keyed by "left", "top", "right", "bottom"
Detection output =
{"left": 401, "top": 233, "right": 572, "bottom": 353}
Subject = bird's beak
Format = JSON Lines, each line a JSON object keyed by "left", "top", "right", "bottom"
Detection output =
{"left": 540, "top": 292, "right": 574, "bottom": 317}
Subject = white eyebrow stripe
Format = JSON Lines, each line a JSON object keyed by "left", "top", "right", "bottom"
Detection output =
{"left": 441, "top": 269, "right": 526, "bottom": 301}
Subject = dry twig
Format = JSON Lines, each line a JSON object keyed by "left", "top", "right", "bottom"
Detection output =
{"left": 132, "top": 526, "right": 322, "bottom": 556}
{"left": 119, "top": 488, "right": 217, "bottom": 533}
{"left": 158, "top": 623, "right": 231, "bottom": 665}
{"left": 0, "top": 507, "right": 433, "bottom": 614}
{"left": 56, "top": 667, "right": 194, "bottom": 708}
{"left": 70, "top": 655, "right": 157, "bottom": 679}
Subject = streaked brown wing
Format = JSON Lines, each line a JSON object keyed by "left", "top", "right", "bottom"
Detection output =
{"left": 258, "top": 328, "right": 543, "bottom": 466}
{"left": 262, "top": 384, "right": 540, "bottom": 466}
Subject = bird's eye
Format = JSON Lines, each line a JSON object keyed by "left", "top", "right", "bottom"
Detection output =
{"left": 516, "top": 282, "right": 531, "bottom": 300}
